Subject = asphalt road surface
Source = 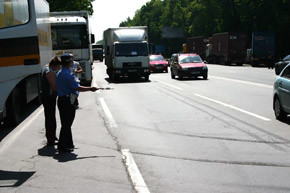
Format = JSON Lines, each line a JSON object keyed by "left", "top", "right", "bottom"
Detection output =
{"left": 93, "top": 61, "right": 290, "bottom": 193}
{"left": 1, "top": 61, "right": 290, "bottom": 193}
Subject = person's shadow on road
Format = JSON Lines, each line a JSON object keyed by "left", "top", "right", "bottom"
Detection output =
{"left": 38, "top": 145, "right": 57, "bottom": 157}
{"left": 38, "top": 145, "right": 116, "bottom": 163}
{"left": 38, "top": 145, "right": 77, "bottom": 162}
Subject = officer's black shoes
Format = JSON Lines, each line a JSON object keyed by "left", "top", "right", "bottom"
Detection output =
{"left": 57, "top": 147, "right": 74, "bottom": 152}
{"left": 57, "top": 145, "right": 75, "bottom": 152}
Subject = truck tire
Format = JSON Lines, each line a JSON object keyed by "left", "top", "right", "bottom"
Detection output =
{"left": 6, "top": 88, "right": 21, "bottom": 126}
{"left": 144, "top": 75, "right": 149, "bottom": 81}
{"left": 251, "top": 61, "right": 257, "bottom": 67}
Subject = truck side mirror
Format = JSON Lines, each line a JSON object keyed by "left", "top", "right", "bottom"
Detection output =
{"left": 91, "top": 34, "right": 95, "bottom": 44}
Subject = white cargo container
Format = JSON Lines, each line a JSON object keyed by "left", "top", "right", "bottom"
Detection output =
{"left": 103, "top": 26, "right": 150, "bottom": 81}
{"left": 0, "top": 0, "right": 52, "bottom": 125}
{"left": 50, "top": 11, "right": 95, "bottom": 85}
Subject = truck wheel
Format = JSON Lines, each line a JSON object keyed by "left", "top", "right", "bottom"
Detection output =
{"left": 251, "top": 61, "right": 257, "bottom": 67}
{"left": 6, "top": 88, "right": 21, "bottom": 126}
{"left": 274, "top": 97, "right": 287, "bottom": 121}
{"left": 112, "top": 74, "right": 119, "bottom": 82}
{"left": 144, "top": 75, "right": 149, "bottom": 81}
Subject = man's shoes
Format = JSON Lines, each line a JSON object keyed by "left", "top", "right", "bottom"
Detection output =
{"left": 57, "top": 145, "right": 75, "bottom": 152}
{"left": 57, "top": 147, "right": 74, "bottom": 152}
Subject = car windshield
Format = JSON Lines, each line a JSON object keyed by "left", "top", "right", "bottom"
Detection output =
{"left": 51, "top": 25, "right": 88, "bottom": 50}
{"left": 150, "top": 55, "right": 165, "bottom": 61}
{"left": 115, "top": 43, "right": 148, "bottom": 56}
{"left": 179, "top": 55, "right": 202, "bottom": 64}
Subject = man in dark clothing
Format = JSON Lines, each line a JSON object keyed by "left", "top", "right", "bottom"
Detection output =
{"left": 40, "top": 56, "right": 61, "bottom": 146}
{"left": 56, "top": 53, "right": 98, "bottom": 152}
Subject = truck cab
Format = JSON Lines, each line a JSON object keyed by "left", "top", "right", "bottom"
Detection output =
{"left": 104, "top": 27, "right": 150, "bottom": 82}
{"left": 50, "top": 11, "right": 95, "bottom": 85}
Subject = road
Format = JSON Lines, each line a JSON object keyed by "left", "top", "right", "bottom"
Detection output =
{"left": 93, "top": 61, "right": 290, "bottom": 193}
{"left": 1, "top": 61, "right": 290, "bottom": 193}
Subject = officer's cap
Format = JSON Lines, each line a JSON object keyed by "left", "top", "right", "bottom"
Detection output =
{"left": 61, "top": 53, "right": 73, "bottom": 62}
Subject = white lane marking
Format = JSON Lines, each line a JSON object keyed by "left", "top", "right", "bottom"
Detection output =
{"left": 210, "top": 75, "right": 272, "bottom": 89}
{"left": 156, "top": 80, "right": 183, "bottom": 90}
{"left": 195, "top": 94, "right": 271, "bottom": 121}
{"left": 99, "top": 97, "right": 118, "bottom": 128}
{"left": 121, "top": 149, "right": 150, "bottom": 193}
{"left": 0, "top": 108, "right": 43, "bottom": 154}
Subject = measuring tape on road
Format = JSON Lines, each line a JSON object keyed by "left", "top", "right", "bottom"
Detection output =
{"left": 98, "top": 87, "right": 114, "bottom": 90}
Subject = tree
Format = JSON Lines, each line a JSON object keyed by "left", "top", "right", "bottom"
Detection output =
{"left": 47, "top": 0, "right": 95, "bottom": 15}
{"left": 120, "top": 0, "right": 290, "bottom": 57}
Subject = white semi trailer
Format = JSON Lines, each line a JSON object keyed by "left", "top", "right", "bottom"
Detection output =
{"left": 50, "top": 11, "right": 95, "bottom": 85}
{"left": 103, "top": 26, "right": 150, "bottom": 81}
{"left": 0, "top": 0, "right": 52, "bottom": 125}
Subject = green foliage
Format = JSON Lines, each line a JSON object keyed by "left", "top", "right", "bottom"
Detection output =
{"left": 47, "top": 0, "right": 94, "bottom": 15}
{"left": 120, "top": 0, "right": 290, "bottom": 57}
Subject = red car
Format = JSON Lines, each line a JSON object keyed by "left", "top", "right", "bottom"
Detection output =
{"left": 149, "top": 55, "right": 168, "bottom": 73}
{"left": 170, "top": 53, "right": 208, "bottom": 80}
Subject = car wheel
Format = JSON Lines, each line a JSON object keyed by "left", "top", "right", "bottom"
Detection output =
{"left": 275, "top": 66, "right": 281, "bottom": 75}
{"left": 274, "top": 97, "right": 287, "bottom": 120}
{"left": 203, "top": 72, "right": 208, "bottom": 80}
{"left": 171, "top": 69, "right": 175, "bottom": 79}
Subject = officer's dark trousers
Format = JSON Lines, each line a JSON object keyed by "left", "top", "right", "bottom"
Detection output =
{"left": 41, "top": 94, "right": 57, "bottom": 144}
{"left": 57, "top": 96, "right": 76, "bottom": 149}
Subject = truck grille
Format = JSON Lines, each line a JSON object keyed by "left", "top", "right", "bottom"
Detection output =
{"left": 123, "top": 62, "right": 142, "bottom": 68}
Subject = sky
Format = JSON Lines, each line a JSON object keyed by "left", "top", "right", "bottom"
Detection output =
{"left": 89, "top": 0, "right": 151, "bottom": 42}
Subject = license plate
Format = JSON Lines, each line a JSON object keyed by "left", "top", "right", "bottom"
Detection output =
{"left": 128, "top": 69, "right": 137, "bottom": 72}
{"left": 156, "top": 67, "right": 163, "bottom": 69}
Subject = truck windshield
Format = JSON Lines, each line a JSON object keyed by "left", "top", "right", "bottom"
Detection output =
{"left": 115, "top": 43, "right": 148, "bottom": 56}
{"left": 51, "top": 25, "right": 88, "bottom": 50}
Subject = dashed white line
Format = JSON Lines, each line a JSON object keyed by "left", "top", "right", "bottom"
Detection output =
{"left": 98, "top": 98, "right": 150, "bottom": 192}
{"left": 99, "top": 97, "right": 118, "bottom": 128}
{"left": 195, "top": 94, "right": 271, "bottom": 121}
{"left": 121, "top": 149, "right": 150, "bottom": 193}
{"left": 210, "top": 75, "right": 273, "bottom": 88}
{"left": 156, "top": 80, "right": 183, "bottom": 90}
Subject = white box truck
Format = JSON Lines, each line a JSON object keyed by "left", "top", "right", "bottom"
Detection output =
{"left": 0, "top": 0, "right": 52, "bottom": 125}
{"left": 103, "top": 26, "right": 150, "bottom": 81}
{"left": 50, "top": 11, "right": 95, "bottom": 85}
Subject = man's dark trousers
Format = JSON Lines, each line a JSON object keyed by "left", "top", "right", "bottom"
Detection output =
{"left": 57, "top": 96, "right": 76, "bottom": 149}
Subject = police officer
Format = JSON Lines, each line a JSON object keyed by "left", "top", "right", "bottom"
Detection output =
{"left": 56, "top": 53, "right": 98, "bottom": 152}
